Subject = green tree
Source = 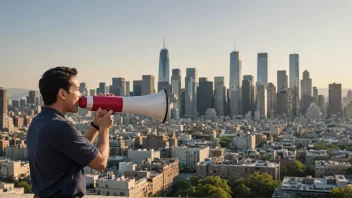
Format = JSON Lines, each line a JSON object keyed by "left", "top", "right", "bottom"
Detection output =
{"left": 219, "top": 137, "right": 232, "bottom": 148}
{"left": 170, "top": 179, "right": 191, "bottom": 196}
{"left": 199, "top": 176, "right": 232, "bottom": 196}
{"left": 329, "top": 186, "right": 352, "bottom": 198}
{"left": 230, "top": 171, "right": 280, "bottom": 198}
{"left": 286, "top": 160, "right": 307, "bottom": 177}
{"left": 314, "top": 142, "right": 339, "bottom": 150}
{"left": 262, "top": 154, "right": 270, "bottom": 161}
{"left": 173, "top": 176, "right": 232, "bottom": 198}
{"left": 16, "top": 181, "right": 32, "bottom": 193}
{"left": 191, "top": 176, "right": 199, "bottom": 186}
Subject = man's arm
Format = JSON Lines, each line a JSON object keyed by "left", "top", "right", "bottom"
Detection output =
{"left": 85, "top": 120, "right": 99, "bottom": 144}
{"left": 88, "top": 127, "right": 110, "bottom": 171}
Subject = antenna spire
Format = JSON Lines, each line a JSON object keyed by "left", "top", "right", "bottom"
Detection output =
{"left": 294, "top": 44, "right": 296, "bottom": 54}
{"left": 163, "top": 37, "right": 165, "bottom": 49}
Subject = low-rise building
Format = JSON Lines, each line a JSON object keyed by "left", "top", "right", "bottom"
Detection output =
{"left": 315, "top": 160, "right": 352, "bottom": 178}
{"left": 5, "top": 145, "right": 28, "bottom": 159}
{"left": 0, "top": 182, "right": 24, "bottom": 194}
{"left": 306, "top": 150, "right": 330, "bottom": 169}
{"left": 128, "top": 149, "right": 160, "bottom": 164}
{"left": 172, "top": 146, "right": 209, "bottom": 170}
{"left": 197, "top": 158, "right": 280, "bottom": 181}
{"left": 96, "top": 158, "right": 179, "bottom": 197}
{"left": 272, "top": 175, "right": 348, "bottom": 198}
{"left": 85, "top": 174, "right": 99, "bottom": 188}
{"left": 231, "top": 133, "right": 256, "bottom": 150}
{"left": 0, "top": 160, "right": 30, "bottom": 179}
{"left": 96, "top": 174, "right": 150, "bottom": 197}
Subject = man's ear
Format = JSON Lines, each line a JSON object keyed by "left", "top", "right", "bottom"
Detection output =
{"left": 58, "top": 88, "right": 66, "bottom": 101}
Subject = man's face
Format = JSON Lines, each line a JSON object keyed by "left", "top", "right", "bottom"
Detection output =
{"left": 64, "top": 76, "right": 81, "bottom": 113}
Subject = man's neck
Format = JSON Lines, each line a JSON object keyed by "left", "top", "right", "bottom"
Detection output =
{"left": 46, "top": 104, "right": 67, "bottom": 116}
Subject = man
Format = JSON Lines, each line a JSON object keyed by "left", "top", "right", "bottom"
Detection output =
{"left": 27, "top": 66, "right": 113, "bottom": 197}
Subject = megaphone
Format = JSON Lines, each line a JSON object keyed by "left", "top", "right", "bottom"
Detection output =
{"left": 78, "top": 88, "right": 169, "bottom": 123}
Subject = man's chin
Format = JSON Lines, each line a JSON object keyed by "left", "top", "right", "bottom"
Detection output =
{"left": 70, "top": 106, "right": 79, "bottom": 113}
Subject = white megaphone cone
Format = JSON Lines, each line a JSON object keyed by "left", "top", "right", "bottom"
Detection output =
{"left": 79, "top": 88, "right": 169, "bottom": 123}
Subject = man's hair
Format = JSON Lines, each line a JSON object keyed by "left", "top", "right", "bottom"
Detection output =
{"left": 39, "top": 66, "right": 78, "bottom": 106}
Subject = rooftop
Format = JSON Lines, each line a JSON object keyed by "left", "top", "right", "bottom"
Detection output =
{"left": 280, "top": 175, "right": 348, "bottom": 192}
{"left": 198, "top": 159, "right": 278, "bottom": 168}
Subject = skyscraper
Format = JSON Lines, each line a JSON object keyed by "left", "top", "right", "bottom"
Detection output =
{"left": 158, "top": 40, "right": 170, "bottom": 91}
{"left": 126, "top": 81, "right": 130, "bottom": 96}
{"left": 277, "top": 70, "right": 289, "bottom": 116}
{"left": 185, "top": 68, "right": 198, "bottom": 119}
{"left": 256, "top": 84, "right": 267, "bottom": 118}
{"left": 289, "top": 53, "right": 300, "bottom": 116}
{"left": 313, "top": 87, "right": 318, "bottom": 104}
{"left": 133, "top": 80, "right": 142, "bottom": 96}
{"left": 171, "top": 69, "right": 181, "bottom": 97}
{"left": 180, "top": 88, "right": 186, "bottom": 117}
{"left": 89, "top": 89, "right": 96, "bottom": 96}
{"left": 328, "top": 83, "right": 342, "bottom": 116}
{"left": 29, "top": 90, "right": 36, "bottom": 104}
{"left": 242, "top": 75, "right": 255, "bottom": 116}
{"left": 267, "top": 83, "right": 277, "bottom": 115}
{"left": 197, "top": 77, "right": 213, "bottom": 116}
{"left": 214, "top": 77, "right": 226, "bottom": 116}
{"left": 111, "top": 78, "right": 126, "bottom": 96}
{"left": 79, "top": 82, "right": 88, "bottom": 96}
{"left": 229, "top": 51, "right": 242, "bottom": 116}
{"left": 301, "top": 70, "right": 312, "bottom": 96}
{"left": 142, "top": 75, "right": 155, "bottom": 95}
{"left": 0, "top": 87, "right": 7, "bottom": 130}
{"left": 318, "top": 95, "right": 325, "bottom": 114}
{"left": 97, "top": 82, "right": 106, "bottom": 94}
{"left": 242, "top": 78, "right": 253, "bottom": 116}
{"left": 257, "top": 53, "right": 268, "bottom": 86}
{"left": 300, "top": 70, "right": 312, "bottom": 114}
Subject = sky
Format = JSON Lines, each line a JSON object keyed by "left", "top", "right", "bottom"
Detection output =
{"left": 0, "top": 0, "right": 351, "bottom": 91}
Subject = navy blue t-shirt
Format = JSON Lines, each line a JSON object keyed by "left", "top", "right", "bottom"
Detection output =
{"left": 26, "top": 107, "right": 99, "bottom": 197}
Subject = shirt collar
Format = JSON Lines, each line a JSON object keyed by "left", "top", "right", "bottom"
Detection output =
{"left": 41, "top": 107, "right": 65, "bottom": 118}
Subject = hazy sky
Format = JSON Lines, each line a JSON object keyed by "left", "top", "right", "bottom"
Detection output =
{"left": 1, "top": 0, "right": 351, "bottom": 91}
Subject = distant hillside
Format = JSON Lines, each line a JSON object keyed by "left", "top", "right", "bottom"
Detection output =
{"left": 6, "top": 88, "right": 41, "bottom": 101}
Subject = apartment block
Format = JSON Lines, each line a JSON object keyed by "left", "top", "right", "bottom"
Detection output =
{"left": 272, "top": 175, "right": 348, "bottom": 198}
{"left": 172, "top": 146, "right": 209, "bottom": 169}
{"left": 315, "top": 160, "right": 352, "bottom": 178}
{"left": 0, "top": 160, "right": 30, "bottom": 179}
{"left": 197, "top": 158, "right": 280, "bottom": 181}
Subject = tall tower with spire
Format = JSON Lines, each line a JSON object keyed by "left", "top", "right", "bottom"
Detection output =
{"left": 158, "top": 38, "right": 170, "bottom": 91}
{"left": 229, "top": 40, "right": 242, "bottom": 116}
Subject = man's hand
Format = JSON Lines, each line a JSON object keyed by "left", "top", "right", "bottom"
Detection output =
{"left": 98, "top": 110, "right": 114, "bottom": 130}
{"left": 92, "top": 93, "right": 115, "bottom": 127}
{"left": 93, "top": 108, "right": 107, "bottom": 127}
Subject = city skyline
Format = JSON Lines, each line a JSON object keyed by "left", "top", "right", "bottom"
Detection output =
{"left": 1, "top": 0, "right": 351, "bottom": 90}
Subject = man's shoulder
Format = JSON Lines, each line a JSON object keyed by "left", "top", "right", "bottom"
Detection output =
{"left": 30, "top": 114, "right": 77, "bottom": 135}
